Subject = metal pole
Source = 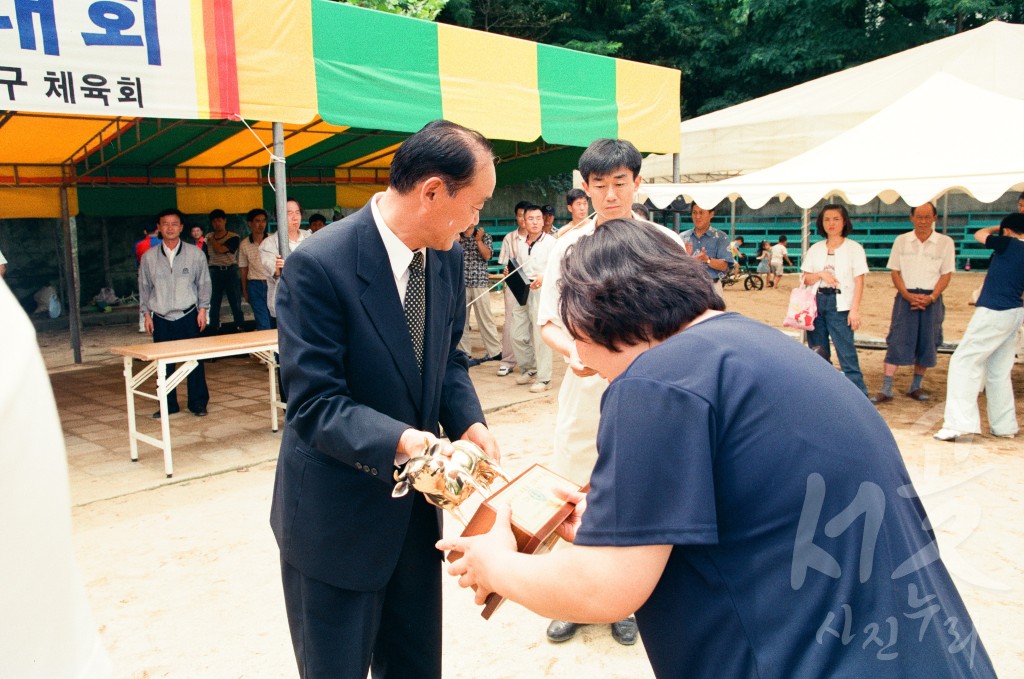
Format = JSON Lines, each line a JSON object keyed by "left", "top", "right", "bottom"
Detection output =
{"left": 729, "top": 199, "right": 737, "bottom": 241}
{"left": 273, "top": 122, "right": 289, "bottom": 256}
{"left": 801, "top": 208, "right": 810, "bottom": 256}
{"left": 672, "top": 152, "right": 681, "bottom": 232}
{"left": 60, "top": 184, "right": 83, "bottom": 364}
{"left": 942, "top": 192, "right": 948, "bottom": 235}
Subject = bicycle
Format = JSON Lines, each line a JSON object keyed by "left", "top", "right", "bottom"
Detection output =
{"left": 721, "top": 261, "right": 764, "bottom": 290}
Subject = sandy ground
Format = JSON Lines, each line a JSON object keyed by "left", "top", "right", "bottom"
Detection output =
{"left": 38, "top": 271, "right": 1024, "bottom": 678}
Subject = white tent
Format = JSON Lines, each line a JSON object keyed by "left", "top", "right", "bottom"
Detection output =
{"left": 640, "top": 73, "right": 1024, "bottom": 210}
{"left": 642, "top": 20, "right": 1024, "bottom": 181}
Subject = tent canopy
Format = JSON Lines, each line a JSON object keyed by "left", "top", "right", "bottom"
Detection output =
{"left": 641, "top": 74, "right": 1024, "bottom": 210}
{"left": 642, "top": 20, "right": 1024, "bottom": 181}
{"left": 0, "top": 0, "right": 681, "bottom": 218}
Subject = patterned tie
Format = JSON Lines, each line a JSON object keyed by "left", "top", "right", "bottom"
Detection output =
{"left": 404, "top": 251, "right": 426, "bottom": 373}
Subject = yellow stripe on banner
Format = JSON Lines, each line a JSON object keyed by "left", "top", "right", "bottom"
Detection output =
{"left": 191, "top": 0, "right": 211, "bottom": 118}
{"left": 0, "top": 187, "right": 77, "bottom": 219}
{"left": 335, "top": 181, "right": 388, "bottom": 210}
{"left": 233, "top": 0, "right": 317, "bottom": 123}
{"left": 437, "top": 24, "right": 541, "bottom": 142}
{"left": 175, "top": 168, "right": 262, "bottom": 214}
{"left": 616, "top": 59, "right": 681, "bottom": 154}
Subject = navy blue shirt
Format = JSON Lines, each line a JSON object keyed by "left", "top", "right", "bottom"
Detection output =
{"left": 576, "top": 313, "right": 994, "bottom": 679}
{"left": 680, "top": 226, "right": 734, "bottom": 280}
{"left": 976, "top": 235, "right": 1024, "bottom": 311}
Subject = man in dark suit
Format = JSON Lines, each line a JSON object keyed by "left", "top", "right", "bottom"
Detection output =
{"left": 270, "top": 120, "right": 501, "bottom": 678}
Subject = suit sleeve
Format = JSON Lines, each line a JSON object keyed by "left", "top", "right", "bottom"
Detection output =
{"left": 438, "top": 252, "right": 485, "bottom": 440}
{"left": 277, "top": 248, "right": 408, "bottom": 478}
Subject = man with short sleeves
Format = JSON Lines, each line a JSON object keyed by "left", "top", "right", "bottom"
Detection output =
{"left": 458, "top": 223, "right": 502, "bottom": 363}
{"left": 873, "top": 203, "right": 955, "bottom": 404}
{"left": 238, "top": 208, "right": 273, "bottom": 331}
{"left": 205, "top": 209, "right": 245, "bottom": 333}
{"left": 681, "top": 204, "right": 734, "bottom": 293}
{"left": 138, "top": 208, "right": 211, "bottom": 417}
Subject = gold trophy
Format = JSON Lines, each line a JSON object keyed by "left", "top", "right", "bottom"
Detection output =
{"left": 393, "top": 440, "right": 584, "bottom": 618}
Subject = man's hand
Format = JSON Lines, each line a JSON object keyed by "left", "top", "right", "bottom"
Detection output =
{"left": 143, "top": 312, "right": 154, "bottom": 335}
{"left": 847, "top": 309, "right": 861, "bottom": 331}
{"left": 474, "top": 228, "right": 484, "bottom": 243}
{"left": 437, "top": 503, "right": 518, "bottom": 605}
{"left": 529, "top": 274, "right": 544, "bottom": 290}
{"left": 197, "top": 308, "right": 208, "bottom": 332}
{"left": 569, "top": 343, "right": 598, "bottom": 378}
{"left": 461, "top": 422, "right": 500, "bottom": 463}
{"left": 275, "top": 255, "right": 285, "bottom": 277}
{"left": 396, "top": 429, "right": 446, "bottom": 466}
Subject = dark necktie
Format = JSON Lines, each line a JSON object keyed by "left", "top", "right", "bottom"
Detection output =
{"left": 404, "top": 251, "right": 426, "bottom": 373}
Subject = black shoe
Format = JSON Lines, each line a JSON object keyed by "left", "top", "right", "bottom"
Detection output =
{"left": 482, "top": 353, "right": 502, "bottom": 363}
{"left": 191, "top": 407, "right": 208, "bottom": 417}
{"left": 545, "top": 620, "right": 579, "bottom": 643}
{"left": 467, "top": 357, "right": 484, "bottom": 367}
{"left": 610, "top": 617, "right": 638, "bottom": 646}
{"left": 152, "top": 408, "right": 180, "bottom": 418}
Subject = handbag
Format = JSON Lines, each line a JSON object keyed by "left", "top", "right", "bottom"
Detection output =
{"left": 783, "top": 285, "right": 817, "bottom": 331}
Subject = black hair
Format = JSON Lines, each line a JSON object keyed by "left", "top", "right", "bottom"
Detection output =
{"left": 246, "top": 208, "right": 268, "bottom": 222}
{"left": 558, "top": 219, "right": 725, "bottom": 351}
{"left": 1000, "top": 212, "right": 1024, "bottom": 236}
{"left": 778, "top": 235, "right": 788, "bottom": 244}
{"left": 514, "top": 200, "right": 531, "bottom": 214}
{"left": 910, "top": 202, "right": 937, "bottom": 217}
{"left": 577, "top": 138, "right": 642, "bottom": 183}
{"left": 735, "top": 236, "right": 745, "bottom": 243}
{"left": 157, "top": 208, "right": 185, "bottom": 224}
{"left": 389, "top": 119, "right": 494, "bottom": 196}
{"left": 566, "top": 188, "right": 587, "bottom": 205}
{"left": 523, "top": 204, "right": 543, "bottom": 216}
{"left": 631, "top": 203, "right": 650, "bottom": 220}
{"left": 209, "top": 208, "right": 226, "bottom": 219}
{"left": 308, "top": 213, "right": 327, "bottom": 224}
{"left": 815, "top": 203, "right": 853, "bottom": 237}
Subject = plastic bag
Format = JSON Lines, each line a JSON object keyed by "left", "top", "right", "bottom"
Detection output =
{"left": 783, "top": 286, "right": 817, "bottom": 331}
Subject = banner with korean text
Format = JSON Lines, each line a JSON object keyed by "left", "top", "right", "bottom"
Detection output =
{"left": 0, "top": 0, "right": 316, "bottom": 122}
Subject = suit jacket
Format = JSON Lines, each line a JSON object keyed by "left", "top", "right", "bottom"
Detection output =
{"left": 269, "top": 203, "right": 485, "bottom": 591}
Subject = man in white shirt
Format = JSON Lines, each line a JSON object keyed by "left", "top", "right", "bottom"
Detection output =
{"left": 511, "top": 205, "right": 557, "bottom": 392}
{"left": 496, "top": 202, "right": 530, "bottom": 376}
{"left": 873, "top": 202, "right": 955, "bottom": 404}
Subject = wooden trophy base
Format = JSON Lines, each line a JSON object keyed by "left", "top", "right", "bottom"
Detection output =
{"left": 446, "top": 463, "right": 585, "bottom": 619}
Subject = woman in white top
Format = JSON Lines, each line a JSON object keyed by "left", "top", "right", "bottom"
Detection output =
{"left": 800, "top": 204, "right": 869, "bottom": 397}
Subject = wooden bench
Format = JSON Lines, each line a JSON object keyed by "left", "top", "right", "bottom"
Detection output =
{"left": 111, "top": 330, "right": 283, "bottom": 477}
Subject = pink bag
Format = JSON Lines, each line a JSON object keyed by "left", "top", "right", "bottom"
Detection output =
{"left": 783, "top": 286, "right": 817, "bottom": 331}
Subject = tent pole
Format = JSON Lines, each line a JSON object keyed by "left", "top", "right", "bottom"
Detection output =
{"left": 942, "top": 193, "right": 948, "bottom": 234}
{"left": 801, "top": 208, "right": 810, "bottom": 256}
{"left": 273, "top": 122, "right": 290, "bottom": 256}
{"left": 672, "top": 153, "right": 681, "bottom": 232}
{"left": 60, "top": 183, "right": 83, "bottom": 364}
{"left": 729, "top": 199, "right": 736, "bottom": 241}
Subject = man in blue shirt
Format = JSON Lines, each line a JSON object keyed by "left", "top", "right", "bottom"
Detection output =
{"left": 681, "top": 204, "right": 733, "bottom": 293}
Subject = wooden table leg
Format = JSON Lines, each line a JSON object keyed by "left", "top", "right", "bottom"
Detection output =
{"left": 123, "top": 356, "right": 140, "bottom": 462}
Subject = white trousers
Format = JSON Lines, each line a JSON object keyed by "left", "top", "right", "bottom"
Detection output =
{"left": 458, "top": 287, "right": 502, "bottom": 358}
{"left": 510, "top": 295, "right": 536, "bottom": 374}
{"left": 942, "top": 306, "right": 1024, "bottom": 436}
{"left": 499, "top": 287, "right": 517, "bottom": 369}
{"left": 552, "top": 368, "right": 606, "bottom": 486}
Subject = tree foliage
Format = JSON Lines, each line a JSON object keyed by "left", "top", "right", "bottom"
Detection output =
{"left": 340, "top": 0, "right": 449, "bottom": 21}
{"left": 435, "top": 0, "right": 1024, "bottom": 118}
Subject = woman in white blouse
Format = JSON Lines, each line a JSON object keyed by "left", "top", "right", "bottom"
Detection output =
{"left": 801, "top": 204, "right": 869, "bottom": 397}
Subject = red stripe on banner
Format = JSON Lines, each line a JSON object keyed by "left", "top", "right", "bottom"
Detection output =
{"left": 204, "top": 0, "right": 240, "bottom": 118}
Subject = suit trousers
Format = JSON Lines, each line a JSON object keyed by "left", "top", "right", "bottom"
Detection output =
{"left": 152, "top": 309, "right": 208, "bottom": 413}
{"left": 510, "top": 296, "right": 536, "bottom": 374}
{"left": 208, "top": 265, "right": 245, "bottom": 330}
{"left": 457, "top": 286, "right": 502, "bottom": 358}
{"left": 281, "top": 492, "right": 442, "bottom": 679}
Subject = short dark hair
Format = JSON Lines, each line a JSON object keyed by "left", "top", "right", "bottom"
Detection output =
{"left": 815, "top": 204, "right": 853, "bottom": 237}
{"left": 566, "top": 188, "right": 587, "bottom": 205}
{"left": 308, "top": 213, "right": 327, "bottom": 224}
{"left": 246, "top": 208, "right": 268, "bottom": 222}
{"left": 910, "top": 202, "right": 937, "bottom": 217}
{"left": 735, "top": 236, "right": 745, "bottom": 244}
{"left": 558, "top": 219, "right": 725, "bottom": 351}
{"left": 578, "top": 138, "right": 642, "bottom": 183}
{"left": 209, "top": 208, "right": 226, "bottom": 220}
{"left": 389, "top": 119, "right": 494, "bottom": 196}
{"left": 514, "top": 200, "right": 531, "bottom": 214}
{"left": 523, "top": 204, "right": 543, "bottom": 216}
{"left": 778, "top": 235, "right": 788, "bottom": 244}
{"left": 1000, "top": 212, "right": 1024, "bottom": 236}
{"left": 631, "top": 202, "right": 650, "bottom": 220}
{"left": 157, "top": 208, "right": 185, "bottom": 223}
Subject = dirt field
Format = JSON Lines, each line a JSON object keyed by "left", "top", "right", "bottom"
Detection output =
{"left": 39, "top": 271, "right": 1024, "bottom": 678}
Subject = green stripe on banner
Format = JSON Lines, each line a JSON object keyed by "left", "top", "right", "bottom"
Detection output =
{"left": 537, "top": 44, "right": 617, "bottom": 146}
{"left": 312, "top": 1, "right": 443, "bottom": 132}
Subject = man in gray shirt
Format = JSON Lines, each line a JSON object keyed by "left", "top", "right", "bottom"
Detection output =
{"left": 139, "top": 208, "right": 212, "bottom": 417}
